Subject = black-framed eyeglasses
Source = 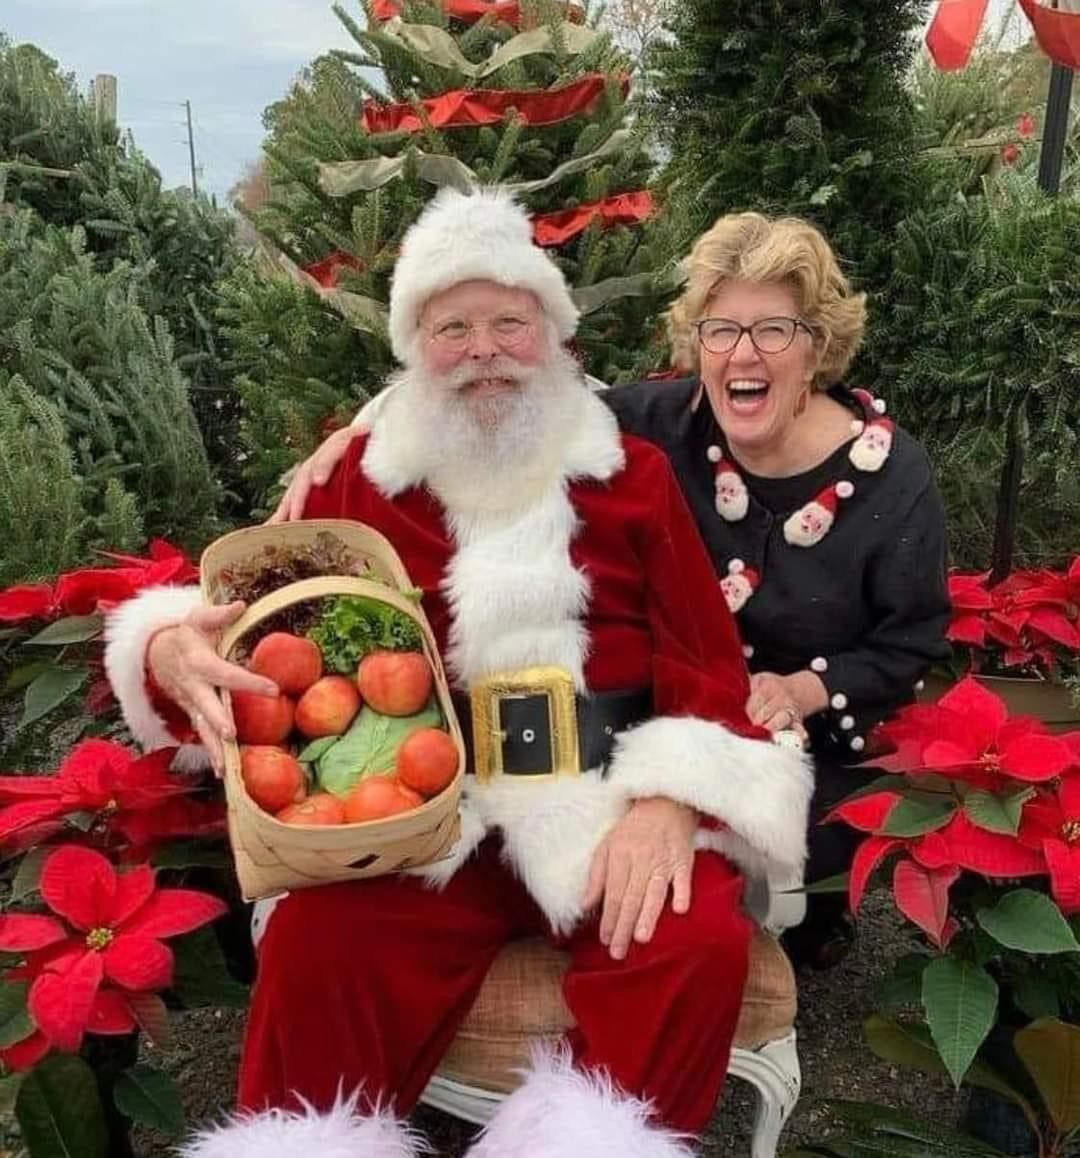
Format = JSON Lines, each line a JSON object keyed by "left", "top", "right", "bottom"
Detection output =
{"left": 695, "top": 317, "right": 814, "bottom": 355}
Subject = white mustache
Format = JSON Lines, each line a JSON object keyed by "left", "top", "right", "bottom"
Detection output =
{"left": 443, "top": 356, "right": 527, "bottom": 391}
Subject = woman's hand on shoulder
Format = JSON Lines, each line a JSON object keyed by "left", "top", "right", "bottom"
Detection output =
{"left": 266, "top": 426, "right": 360, "bottom": 525}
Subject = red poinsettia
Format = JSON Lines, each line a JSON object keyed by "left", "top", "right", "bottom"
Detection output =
{"left": 0, "top": 740, "right": 200, "bottom": 852}
{"left": 1017, "top": 773, "right": 1080, "bottom": 914}
{"left": 946, "top": 571, "right": 994, "bottom": 647}
{"left": 0, "top": 846, "right": 225, "bottom": 1059}
{"left": 945, "top": 559, "right": 1080, "bottom": 672}
{"left": 880, "top": 676, "right": 1076, "bottom": 783}
{"left": 0, "top": 539, "right": 198, "bottom": 624}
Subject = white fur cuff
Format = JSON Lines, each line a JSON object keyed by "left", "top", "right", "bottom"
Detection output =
{"left": 609, "top": 716, "right": 814, "bottom": 886}
{"left": 466, "top": 1044, "right": 694, "bottom": 1158}
{"left": 178, "top": 1093, "right": 426, "bottom": 1158}
{"left": 103, "top": 584, "right": 207, "bottom": 769}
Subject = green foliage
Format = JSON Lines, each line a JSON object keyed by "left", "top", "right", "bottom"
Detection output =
{"left": 0, "top": 372, "right": 89, "bottom": 585}
{"left": 1, "top": 33, "right": 241, "bottom": 523}
{"left": 306, "top": 593, "right": 424, "bottom": 674}
{"left": 0, "top": 210, "right": 223, "bottom": 555}
{"left": 866, "top": 178, "right": 1080, "bottom": 569}
{"left": 648, "top": 0, "right": 930, "bottom": 290}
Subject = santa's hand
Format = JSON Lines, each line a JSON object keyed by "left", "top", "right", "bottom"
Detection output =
{"left": 147, "top": 602, "right": 280, "bottom": 777}
{"left": 583, "top": 796, "right": 697, "bottom": 960}
{"left": 266, "top": 425, "right": 359, "bottom": 525}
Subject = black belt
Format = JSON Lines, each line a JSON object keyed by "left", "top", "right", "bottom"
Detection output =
{"left": 452, "top": 687, "right": 652, "bottom": 777}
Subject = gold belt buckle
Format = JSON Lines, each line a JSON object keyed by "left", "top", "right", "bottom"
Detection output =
{"left": 469, "top": 666, "right": 580, "bottom": 784}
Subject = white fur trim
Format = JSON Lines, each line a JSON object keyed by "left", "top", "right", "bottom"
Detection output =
{"left": 467, "top": 1043, "right": 694, "bottom": 1158}
{"left": 103, "top": 585, "right": 209, "bottom": 771}
{"left": 442, "top": 489, "right": 591, "bottom": 691}
{"left": 177, "top": 1091, "right": 426, "bottom": 1158}
{"left": 388, "top": 187, "right": 579, "bottom": 364}
{"left": 608, "top": 716, "right": 813, "bottom": 886}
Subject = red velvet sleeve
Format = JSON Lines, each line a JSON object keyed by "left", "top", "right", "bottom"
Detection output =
{"left": 639, "top": 450, "right": 767, "bottom": 742}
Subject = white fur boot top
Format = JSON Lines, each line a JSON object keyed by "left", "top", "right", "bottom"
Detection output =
{"left": 176, "top": 1092, "right": 427, "bottom": 1158}
{"left": 464, "top": 1045, "right": 696, "bottom": 1158}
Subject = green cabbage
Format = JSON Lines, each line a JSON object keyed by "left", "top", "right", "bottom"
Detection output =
{"left": 314, "top": 698, "right": 443, "bottom": 797}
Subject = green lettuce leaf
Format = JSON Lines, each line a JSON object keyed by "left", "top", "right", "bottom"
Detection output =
{"left": 316, "top": 699, "right": 443, "bottom": 796}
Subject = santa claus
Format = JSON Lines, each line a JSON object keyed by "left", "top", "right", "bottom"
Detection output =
{"left": 104, "top": 188, "right": 812, "bottom": 1157}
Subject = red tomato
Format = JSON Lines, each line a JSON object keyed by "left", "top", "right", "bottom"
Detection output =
{"left": 231, "top": 691, "right": 294, "bottom": 745}
{"left": 276, "top": 793, "right": 346, "bottom": 827}
{"left": 356, "top": 651, "right": 433, "bottom": 717}
{"left": 396, "top": 728, "right": 458, "bottom": 798}
{"left": 241, "top": 747, "right": 305, "bottom": 813}
{"left": 343, "top": 775, "right": 422, "bottom": 822}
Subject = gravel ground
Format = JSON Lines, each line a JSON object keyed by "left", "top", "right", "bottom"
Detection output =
{"left": 129, "top": 892, "right": 963, "bottom": 1157}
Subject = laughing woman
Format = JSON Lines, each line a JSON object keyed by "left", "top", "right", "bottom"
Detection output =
{"left": 273, "top": 211, "right": 951, "bottom": 965}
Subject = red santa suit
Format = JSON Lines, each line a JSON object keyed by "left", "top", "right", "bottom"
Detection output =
{"left": 104, "top": 188, "right": 812, "bottom": 1158}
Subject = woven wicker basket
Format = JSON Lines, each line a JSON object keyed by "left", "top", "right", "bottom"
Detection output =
{"left": 201, "top": 521, "right": 464, "bottom": 901}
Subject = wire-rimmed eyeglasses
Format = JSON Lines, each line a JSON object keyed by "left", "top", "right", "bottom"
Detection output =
{"left": 695, "top": 317, "right": 814, "bottom": 355}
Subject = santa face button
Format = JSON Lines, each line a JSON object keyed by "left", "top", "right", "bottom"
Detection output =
{"left": 713, "top": 456, "right": 749, "bottom": 521}
{"left": 721, "top": 558, "right": 759, "bottom": 613}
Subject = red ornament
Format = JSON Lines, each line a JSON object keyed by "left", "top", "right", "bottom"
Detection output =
{"left": 926, "top": 0, "right": 990, "bottom": 71}
{"left": 361, "top": 74, "right": 625, "bottom": 135}
{"left": 531, "top": 191, "right": 655, "bottom": 248}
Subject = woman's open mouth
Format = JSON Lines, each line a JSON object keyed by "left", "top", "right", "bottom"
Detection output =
{"left": 725, "top": 379, "right": 770, "bottom": 414}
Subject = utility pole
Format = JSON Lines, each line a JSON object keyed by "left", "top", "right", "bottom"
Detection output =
{"left": 184, "top": 99, "right": 198, "bottom": 196}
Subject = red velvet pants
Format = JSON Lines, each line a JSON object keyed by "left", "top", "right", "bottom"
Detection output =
{"left": 238, "top": 839, "right": 752, "bottom": 1134}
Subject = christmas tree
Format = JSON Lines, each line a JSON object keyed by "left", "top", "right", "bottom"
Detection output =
{"left": 647, "top": 0, "right": 929, "bottom": 292}
{"left": 221, "top": 0, "right": 679, "bottom": 507}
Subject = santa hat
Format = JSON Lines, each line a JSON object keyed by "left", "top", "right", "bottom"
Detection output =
{"left": 388, "top": 187, "right": 579, "bottom": 364}
{"left": 850, "top": 387, "right": 887, "bottom": 416}
{"left": 849, "top": 416, "right": 895, "bottom": 473}
{"left": 783, "top": 481, "right": 855, "bottom": 548}
{"left": 720, "top": 558, "right": 759, "bottom": 612}
{"left": 707, "top": 446, "right": 749, "bottom": 521}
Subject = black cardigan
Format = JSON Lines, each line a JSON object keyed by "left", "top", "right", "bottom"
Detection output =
{"left": 604, "top": 378, "right": 951, "bottom": 760}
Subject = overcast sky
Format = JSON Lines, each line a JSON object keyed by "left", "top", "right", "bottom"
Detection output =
{"left": 3, "top": 0, "right": 1029, "bottom": 205}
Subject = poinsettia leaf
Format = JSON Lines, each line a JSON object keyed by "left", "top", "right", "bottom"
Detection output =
{"left": 821, "top": 1100, "right": 1011, "bottom": 1157}
{"left": 2, "top": 660, "right": 54, "bottom": 695}
{"left": 0, "top": 1071, "right": 24, "bottom": 1116}
{"left": 881, "top": 797, "right": 956, "bottom": 837}
{"left": 962, "top": 789, "right": 1034, "bottom": 836}
{"left": 976, "top": 889, "right": 1080, "bottom": 954}
{"left": 19, "top": 667, "right": 86, "bottom": 729}
{"left": 1014, "top": 1018, "right": 1080, "bottom": 1134}
{"left": 113, "top": 1064, "right": 186, "bottom": 1137}
{"left": 1012, "top": 971, "right": 1062, "bottom": 1022}
{"left": 11, "top": 846, "right": 50, "bottom": 902}
{"left": 791, "top": 872, "right": 850, "bottom": 894}
{"left": 23, "top": 615, "right": 104, "bottom": 646}
{"left": 921, "top": 957, "right": 998, "bottom": 1087}
{"left": 15, "top": 1053, "right": 108, "bottom": 1158}
{"left": 0, "top": 980, "right": 34, "bottom": 1048}
{"left": 170, "top": 927, "right": 249, "bottom": 1009}
{"left": 876, "top": 954, "right": 932, "bottom": 1013}
{"left": 863, "top": 1014, "right": 1037, "bottom": 1129}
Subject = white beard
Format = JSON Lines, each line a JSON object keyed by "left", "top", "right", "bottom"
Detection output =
{"left": 392, "top": 345, "right": 588, "bottom": 514}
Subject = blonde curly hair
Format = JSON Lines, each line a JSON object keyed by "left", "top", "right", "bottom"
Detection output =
{"left": 666, "top": 212, "right": 867, "bottom": 388}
